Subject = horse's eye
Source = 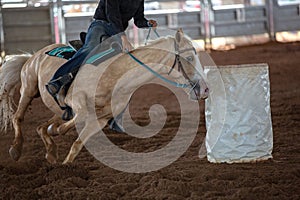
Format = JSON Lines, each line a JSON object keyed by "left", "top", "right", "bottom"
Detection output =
{"left": 186, "top": 56, "right": 193, "bottom": 62}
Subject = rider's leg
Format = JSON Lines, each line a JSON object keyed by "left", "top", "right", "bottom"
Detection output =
{"left": 45, "top": 46, "right": 93, "bottom": 98}
{"left": 46, "top": 20, "right": 112, "bottom": 98}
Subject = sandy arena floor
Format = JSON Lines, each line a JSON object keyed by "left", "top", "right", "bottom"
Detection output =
{"left": 0, "top": 41, "right": 299, "bottom": 199}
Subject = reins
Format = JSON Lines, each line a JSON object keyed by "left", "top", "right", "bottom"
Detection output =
{"left": 126, "top": 30, "right": 199, "bottom": 93}
{"left": 126, "top": 51, "right": 190, "bottom": 88}
{"left": 145, "top": 27, "right": 160, "bottom": 45}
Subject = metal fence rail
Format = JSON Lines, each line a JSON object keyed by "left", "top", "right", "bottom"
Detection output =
{"left": 273, "top": 1, "right": 300, "bottom": 33}
{"left": 211, "top": 6, "right": 269, "bottom": 37}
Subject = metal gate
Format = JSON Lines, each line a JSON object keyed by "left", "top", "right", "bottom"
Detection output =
{"left": 1, "top": 6, "right": 53, "bottom": 54}
{"left": 273, "top": 1, "right": 300, "bottom": 34}
{"left": 210, "top": 6, "right": 269, "bottom": 37}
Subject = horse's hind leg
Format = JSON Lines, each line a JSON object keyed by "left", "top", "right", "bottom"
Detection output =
{"left": 9, "top": 68, "right": 39, "bottom": 161}
{"left": 9, "top": 95, "right": 35, "bottom": 161}
{"left": 63, "top": 118, "right": 108, "bottom": 164}
{"left": 37, "top": 116, "right": 60, "bottom": 163}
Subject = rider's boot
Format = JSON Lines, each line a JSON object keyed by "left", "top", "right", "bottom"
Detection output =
{"left": 46, "top": 73, "right": 74, "bottom": 106}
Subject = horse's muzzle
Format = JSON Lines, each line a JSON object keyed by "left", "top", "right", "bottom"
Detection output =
{"left": 189, "top": 80, "right": 209, "bottom": 100}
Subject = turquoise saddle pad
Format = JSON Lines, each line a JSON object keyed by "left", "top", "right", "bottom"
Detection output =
{"left": 46, "top": 46, "right": 76, "bottom": 60}
{"left": 46, "top": 42, "right": 122, "bottom": 65}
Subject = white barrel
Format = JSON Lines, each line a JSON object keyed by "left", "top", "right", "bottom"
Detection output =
{"left": 203, "top": 64, "right": 273, "bottom": 163}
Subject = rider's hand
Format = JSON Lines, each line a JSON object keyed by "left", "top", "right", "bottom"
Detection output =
{"left": 121, "top": 34, "right": 133, "bottom": 52}
{"left": 147, "top": 20, "right": 158, "bottom": 28}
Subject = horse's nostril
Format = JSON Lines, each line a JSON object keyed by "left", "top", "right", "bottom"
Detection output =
{"left": 205, "top": 88, "right": 209, "bottom": 93}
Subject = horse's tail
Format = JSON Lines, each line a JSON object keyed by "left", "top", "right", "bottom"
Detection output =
{"left": 0, "top": 54, "right": 31, "bottom": 133}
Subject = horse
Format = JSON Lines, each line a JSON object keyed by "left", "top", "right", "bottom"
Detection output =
{"left": 0, "top": 29, "right": 209, "bottom": 164}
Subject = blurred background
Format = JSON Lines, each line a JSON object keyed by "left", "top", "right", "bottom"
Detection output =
{"left": 1, "top": 0, "right": 300, "bottom": 56}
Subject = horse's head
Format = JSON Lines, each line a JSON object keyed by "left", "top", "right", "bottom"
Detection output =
{"left": 171, "top": 29, "right": 209, "bottom": 100}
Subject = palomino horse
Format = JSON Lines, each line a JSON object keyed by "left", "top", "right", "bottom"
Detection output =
{"left": 0, "top": 30, "right": 209, "bottom": 164}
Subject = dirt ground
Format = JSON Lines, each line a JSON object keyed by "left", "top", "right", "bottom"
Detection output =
{"left": 0, "top": 41, "right": 299, "bottom": 199}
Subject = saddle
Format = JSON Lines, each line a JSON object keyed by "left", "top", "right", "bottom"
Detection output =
{"left": 46, "top": 32, "right": 125, "bottom": 132}
{"left": 69, "top": 32, "right": 110, "bottom": 51}
{"left": 68, "top": 32, "right": 87, "bottom": 51}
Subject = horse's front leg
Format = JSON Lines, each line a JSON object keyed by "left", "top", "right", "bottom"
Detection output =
{"left": 57, "top": 118, "right": 75, "bottom": 135}
{"left": 9, "top": 95, "right": 33, "bottom": 161}
{"left": 47, "top": 117, "right": 75, "bottom": 136}
{"left": 63, "top": 118, "right": 108, "bottom": 164}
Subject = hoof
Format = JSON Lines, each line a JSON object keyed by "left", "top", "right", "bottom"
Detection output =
{"left": 47, "top": 123, "right": 59, "bottom": 136}
{"left": 46, "top": 153, "right": 57, "bottom": 164}
{"left": 62, "top": 158, "right": 72, "bottom": 165}
{"left": 46, "top": 144, "right": 58, "bottom": 164}
{"left": 9, "top": 146, "right": 21, "bottom": 161}
{"left": 62, "top": 159, "right": 68, "bottom": 165}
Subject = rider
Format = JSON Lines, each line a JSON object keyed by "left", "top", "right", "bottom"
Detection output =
{"left": 46, "top": 0, "right": 157, "bottom": 105}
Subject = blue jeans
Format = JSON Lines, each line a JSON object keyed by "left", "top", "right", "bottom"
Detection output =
{"left": 51, "top": 20, "right": 116, "bottom": 80}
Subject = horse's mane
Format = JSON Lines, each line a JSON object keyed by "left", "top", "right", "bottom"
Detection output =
{"left": 145, "top": 35, "right": 173, "bottom": 45}
{"left": 137, "top": 35, "right": 174, "bottom": 51}
{"left": 136, "top": 33, "right": 194, "bottom": 51}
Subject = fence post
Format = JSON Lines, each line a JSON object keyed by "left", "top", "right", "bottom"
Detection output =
{"left": 201, "top": 0, "right": 212, "bottom": 49}
{"left": 266, "top": 0, "right": 276, "bottom": 41}
{"left": 0, "top": 2, "right": 5, "bottom": 58}
{"left": 167, "top": 13, "right": 178, "bottom": 29}
{"left": 53, "top": 0, "right": 65, "bottom": 44}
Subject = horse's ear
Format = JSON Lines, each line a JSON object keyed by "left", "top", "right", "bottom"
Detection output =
{"left": 176, "top": 28, "right": 184, "bottom": 43}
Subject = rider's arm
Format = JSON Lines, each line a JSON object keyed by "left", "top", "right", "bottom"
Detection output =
{"left": 134, "top": 1, "right": 157, "bottom": 28}
{"left": 133, "top": 1, "right": 148, "bottom": 28}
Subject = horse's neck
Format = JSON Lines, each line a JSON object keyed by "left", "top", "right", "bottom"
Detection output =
{"left": 143, "top": 36, "right": 175, "bottom": 53}
{"left": 133, "top": 37, "right": 175, "bottom": 69}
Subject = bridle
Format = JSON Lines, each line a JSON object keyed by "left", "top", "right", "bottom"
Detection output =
{"left": 168, "top": 39, "right": 200, "bottom": 96}
{"left": 126, "top": 37, "right": 200, "bottom": 98}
